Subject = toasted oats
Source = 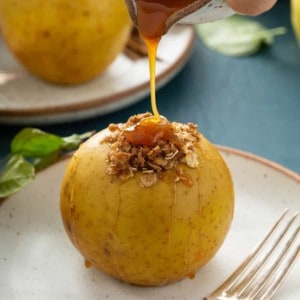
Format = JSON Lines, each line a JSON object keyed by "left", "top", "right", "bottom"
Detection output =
{"left": 147, "top": 161, "right": 162, "bottom": 171}
{"left": 184, "top": 151, "right": 199, "bottom": 168}
{"left": 105, "top": 113, "right": 201, "bottom": 186}
{"left": 165, "top": 149, "right": 179, "bottom": 160}
{"left": 108, "top": 123, "right": 119, "bottom": 131}
{"left": 140, "top": 173, "right": 159, "bottom": 187}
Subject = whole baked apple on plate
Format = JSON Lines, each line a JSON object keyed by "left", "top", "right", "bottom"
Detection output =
{"left": 1, "top": 140, "right": 299, "bottom": 299}
{"left": 60, "top": 113, "right": 234, "bottom": 286}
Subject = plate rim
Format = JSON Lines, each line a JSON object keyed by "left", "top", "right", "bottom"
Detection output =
{"left": 216, "top": 145, "right": 300, "bottom": 184}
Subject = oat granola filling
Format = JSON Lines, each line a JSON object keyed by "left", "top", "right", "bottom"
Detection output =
{"left": 104, "top": 113, "right": 201, "bottom": 187}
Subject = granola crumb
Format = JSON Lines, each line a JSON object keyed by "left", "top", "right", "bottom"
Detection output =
{"left": 140, "top": 173, "right": 159, "bottom": 188}
{"left": 105, "top": 113, "right": 201, "bottom": 186}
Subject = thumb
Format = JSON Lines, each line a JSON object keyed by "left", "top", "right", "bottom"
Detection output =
{"left": 225, "top": 0, "right": 277, "bottom": 16}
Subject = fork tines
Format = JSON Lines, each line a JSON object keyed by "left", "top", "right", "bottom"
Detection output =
{"left": 205, "top": 209, "right": 300, "bottom": 300}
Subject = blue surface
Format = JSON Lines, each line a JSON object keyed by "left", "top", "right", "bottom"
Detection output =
{"left": 0, "top": 2, "right": 300, "bottom": 174}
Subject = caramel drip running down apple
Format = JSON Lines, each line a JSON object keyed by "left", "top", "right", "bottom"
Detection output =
{"left": 85, "top": 259, "right": 92, "bottom": 268}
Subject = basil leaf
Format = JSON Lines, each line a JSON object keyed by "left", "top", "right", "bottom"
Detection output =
{"left": 11, "top": 128, "right": 64, "bottom": 158}
{"left": 32, "top": 131, "right": 95, "bottom": 170}
{"left": 1, "top": 128, "right": 94, "bottom": 199}
{"left": 32, "top": 151, "right": 60, "bottom": 172}
{"left": 196, "top": 15, "right": 286, "bottom": 57}
{"left": 62, "top": 131, "right": 94, "bottom": 151}
{"left": 0, "top": 155, "right": 35, "bottom": 198}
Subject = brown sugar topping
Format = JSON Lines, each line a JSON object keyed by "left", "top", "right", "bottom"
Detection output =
{"left": 104, "top": 113, "right": 200, "bottom": 187}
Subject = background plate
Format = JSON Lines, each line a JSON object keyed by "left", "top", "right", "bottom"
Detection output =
{"left": 0, "top": 25, "right": 195, "bottom": 125}
{"left": 0, "top": 147, "right": 299, "bottom": 299}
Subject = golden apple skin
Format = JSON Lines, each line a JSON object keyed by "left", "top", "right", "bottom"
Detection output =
{"left": 60, "top": 128, "right": 234, "bottom": 286}
{"left": 0, "top": 0, "right": 131, "bottom": 84}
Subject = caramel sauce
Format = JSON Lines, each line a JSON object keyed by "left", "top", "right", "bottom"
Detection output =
{"left": 176, "top": 169, "right": 194, "bottom": 187}
{"left": 126, "top": 0, "right": 197, "bottom": 144}
{"left": 85, "top": 259, "right": 92, "bottom": 268}
{"left": 135, "top": 0, "right": 197, "bottom": 40}
{"left": 187, "top": 272, "right": 195, "bottom": 279}
{"left": 124, "top": 116, "right": 173, "bottom": 146}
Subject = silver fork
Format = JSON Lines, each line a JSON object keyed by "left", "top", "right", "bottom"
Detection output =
{"left": 205, "top": 209, "right": 300, "bottom": 300}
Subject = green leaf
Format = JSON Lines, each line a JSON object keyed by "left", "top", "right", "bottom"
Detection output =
{"left": 62, "top": 131, "right": 95, "bottom": 151}
{"left": 31, "top": 131, "right": 94, "bottom": 171}
{"left": 196, "top": 15, "right": 286, "bottom": 57}
{"left": 0, "top": 155, "right": 35, "bottom": 198}
{"left": 32, "top": 151, "right": 60, "bottom": 172}
{"left": 11, "top": 128, "right": 64, "bottom": 158}
{"left": 1, "top": 128, "right": 94, "bottom": 199}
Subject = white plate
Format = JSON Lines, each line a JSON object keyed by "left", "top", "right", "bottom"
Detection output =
{"left": 0, "top": 25, "right": 194, "bottom": 125}
{"left": 0, "top": 146, "right": 299, "bottom": 299}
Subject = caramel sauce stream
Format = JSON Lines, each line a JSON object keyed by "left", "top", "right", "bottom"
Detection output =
{"left": 135, "top": 0, "right": 197, "bottom": 121}
{"left": 143, "top": 37, "right": 160, "bottom": 120}
{"left": 125, "top": 0, "right": 197, "bottom": 144}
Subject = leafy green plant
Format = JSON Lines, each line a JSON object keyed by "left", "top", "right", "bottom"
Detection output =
{"left": 196, "top": 15, "right": 286, "bottom": 57}
{"left": 0, "top": 128, "right": 94, "bottom": 199}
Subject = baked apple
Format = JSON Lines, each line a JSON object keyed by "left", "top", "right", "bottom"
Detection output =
{"left": 0, "top": 0, "right": 131, "bottom": 84}
{"left": 60, "top": 113, "right": 234, "bottom": 286}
